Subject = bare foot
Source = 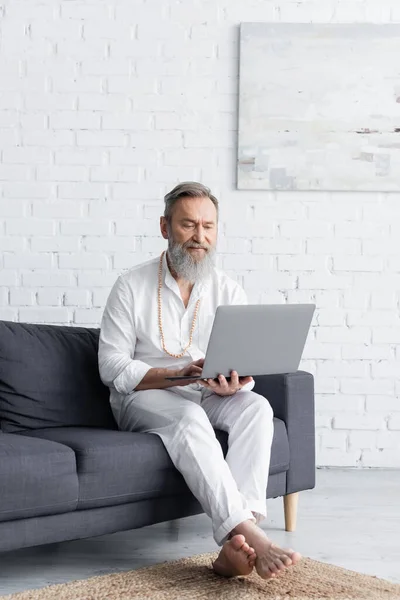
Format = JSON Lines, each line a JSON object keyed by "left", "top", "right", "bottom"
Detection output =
{"left": 232, "top": 521, "right": 302, "bottom": 580}
{"left": 213, "top": 534, "right": 257, "bottom": 577}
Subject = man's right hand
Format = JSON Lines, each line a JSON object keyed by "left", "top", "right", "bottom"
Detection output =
{"left": 174, "top": 358, "right": 204, "bottom": 385}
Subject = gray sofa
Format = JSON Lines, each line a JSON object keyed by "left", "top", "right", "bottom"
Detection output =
{"left": 0, "top": 320, "right": 315, "bottom": 553}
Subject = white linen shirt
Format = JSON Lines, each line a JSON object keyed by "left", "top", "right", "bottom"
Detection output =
{"left": 98, "top": 252, "right": 255, "bottom": 415}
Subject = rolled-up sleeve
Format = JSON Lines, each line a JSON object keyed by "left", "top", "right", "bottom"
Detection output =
{"left": 98, "top": 276, "right": 152, "bottom": 395}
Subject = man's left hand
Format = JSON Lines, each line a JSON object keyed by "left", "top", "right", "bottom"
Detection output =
{"left": 199, "top": 371, "right": 253, "bottom": 396}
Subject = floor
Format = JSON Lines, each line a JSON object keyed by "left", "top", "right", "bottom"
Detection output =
{"left": 0, "top": 469, "right": 399, "bottom": 596}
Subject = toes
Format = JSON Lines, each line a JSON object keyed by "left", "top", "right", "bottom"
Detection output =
{"left": 281, "top": 555, "right": 292, "bottom": 567}
{"left": 274, "top": 558, "right": 286, "bottom": 571}
{"left": 241, "top": 542, "right": 250, "bottom": 553}
{"left": 230, "top": 534, "right": 245, "bottom": 550}
{"left": 248, "top": 546, "right": 255, "bottom": 555}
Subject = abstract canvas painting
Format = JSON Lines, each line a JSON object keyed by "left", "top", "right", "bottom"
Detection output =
{"left": 237, "top": 23, "right": 400, "bottom": 191}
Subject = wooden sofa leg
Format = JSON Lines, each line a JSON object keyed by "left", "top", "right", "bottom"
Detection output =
{"left": 283, "top": 492, "right": 299, "bottom": 532}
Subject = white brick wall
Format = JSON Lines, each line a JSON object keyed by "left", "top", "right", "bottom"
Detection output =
{"left": 0, "top": 0, "right": 399, "bottom": 467}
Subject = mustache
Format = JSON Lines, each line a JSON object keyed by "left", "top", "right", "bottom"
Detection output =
{"left": 183, "top": 241, "right": 210, "bottom": 251}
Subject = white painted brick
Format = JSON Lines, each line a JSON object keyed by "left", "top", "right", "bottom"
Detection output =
{"left": 6, "top": 219, "right": 56, "bottom": 236}
{"left": 163, "top": 148, "right": 216, "bottom": 168}
{"left": 366, "top": 396, "right": 400, "bottom": 413}
{"left": 371, "top": 361, "right": 400, "bottom": 379}
{"left": 83, "top": 21, "right": 133, "bottom": 40}
{"left": 316, "top": 448, "right": 361, "bottom": 468}
{"left": 90, "top": 166, "right": 142, "bottom": 183}
{"left": 74, "top": 308, "right": 103, "bottom": 324}
{"left": 335, "top": 222, "right": 389, "bottom": 239}
{"left": 302, "top": 342, "right": 341, "bottom": 360}
{"left": 31, "top": 237, "right": 80, "bottom": 252}
{"left": 217, "top": 238, "right": 251, "bottom": 255}
{"left": 141, "top": 237, "right": 167, "bottom": 254}
{"left": 81, "top": 59, "right": 131, "bottom": 77}
{"left": 252, "top": 238, "right": 303, "bottom": 255}
{"left": 115, "top": 219, "right": 159, "bottom": 237}
{"left": 348, "top": 431, "right": 378, "bottom": 450}
{"left": 58, "top": 183, "right": 107, "bottom": 199}
{"left": 49, "top": 112, "right": 101, "bottom": 130}
{"left": 341, "top": 378, "right": 394, "bottom": 396}
{"left": 131, "top": 131, "right": 183, "bottom": 149}
{"left": 77, "top": 271, "right": 119, "bottom": 288}
{"left": 0, "top": 200, "right": 27, "bottom": 217}
{"left": 36, "top": 289, "right": 63, "bottom": 306}
{"left": 333, "top": 414, "right": 386, "bottom": 431}
{"left": 280, "top": 221, "right": 333, "bottom": 239}
{"left": 0, "top": 308, "right": 18, "bottom": 321}
{"left": 54, "top": 148, "right": 107, "bottom": 165}
{"left": 30, "top": 20, "right": 83, "bottom": 42}
{"left": 333, "top": 256, "right": 383, "bottom": 273}
{"left": 319, "top": 430, "right": 348, "bottom": 451}
{"left": 314, "top": 378, "right": 339, "bottom": 394}
{"left": 24, "top": 93, "right": 77, "bottom": 112}
{"left": 84, "top": 236, "right": 138, "bottom": 253}
{"left": 0, "top": 288, "right": 9, "bottom": 305}
{"left": 22, "top": 272, "right": 76, "bottom": 287}
{"left": 341, "top": 344, "right": 393, "bottom": 361}
{"left": 298, "top": 273, "right": 353, "bottom": 290}
{"left": 58, "top": 254, "right": 109, "bottom": 270}
{"left": 113, "top": 253, "right": 153, "bottom": 270}
{"left": 23, "top": 130, "right": 74, "bottom": 147}
{"left": 363, "top": 239, "right": 399, "bottom": 255}
{"left": 376, "top": 431, "right": 400, "bottom": 449}
{"left": 0, "top": 237, "right": 26, "bottom": 251}
{"left": 0, "top": 165, "right": 32, "bottom": 181}
{"left": 278, "top": 255, "right": 327, "bottom": 272}
{"left": 37, "top": 166, "right": 88, "bottom": 182}
{"left": 32, "top": 201, "right": 85, "bottom": 219}
{"left": 317, "top": 394, "right": 365, "bottom": 414}
{"left": 52, "top": 75, "right": 103, "bottom": 94}
{"left": 92, "top": 289, "right": 111, "bottom": 308}
{"left": 342, "top": 291, "right": 370, "bottom": 310}
{"left": 76, "top": 131, "right": 127, "bottom": 147}
{"left": 318, "top": 360, "right": 369, "bottom": 379}
{"left": 316, "top": 327, "right": 371, "bottom": 344}
{"left": 244, "top": 271, "right": 297, "bottom": 291}
{"left": 64, "top": 290, "right": 92, "bottom": 308}
{"left": 60, "top": 220, "right": 111, "bottom": 236}
{"left": 4, "top": 253, "right": 53, "bottom": 270}
{"left": 9, "top": 288, "right": 34, "bottom": 306}
{"left": 388, "top": 415, "right": 400, "bottom": 430}
{"left": 223, "top": 254, "right": 273, "bottom": 271}
{"left": 111, "top": 182, "right": 164, "bottom": 200}
{"left": 102, "top": 113, "right": 153, "bottom": 131}
{"left": 347, "top": 310, "right": 398, "bottom": 328}
{"left": 360, "top": 450, "right": 400, "bottom": 468}
{"left": 224, "top": 219, "right": 275, "bottom": 238}
{"left": 61, "top": 3, "right": 112, "bottom": 20}
{"left": 144, "top": 166, "right": 202, "bottom": 183}
{"left": 2, "top": 147, "right": 52, "bottom": 165}
{"left": 88, "top": 201, "right": 142, "bottom": 219}
{"left": 19, "top": 307, "right": 72, "bottom": 323}
{"left": 316, "top": 310, "right": 346, "bottom": 327}
{"left": 109, "top": 148, "right": 159, "bottom": 166}
{"left": 373, "top": 328, "right": 400, "bottom": 344}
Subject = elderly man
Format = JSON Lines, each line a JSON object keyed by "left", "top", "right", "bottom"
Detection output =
{"left": 98, "top": 182, "right": 301, "bottom": 579}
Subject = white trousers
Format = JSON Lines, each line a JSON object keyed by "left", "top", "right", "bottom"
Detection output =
{"left": 114, "top": 386, "right": 274, "bottom": 546}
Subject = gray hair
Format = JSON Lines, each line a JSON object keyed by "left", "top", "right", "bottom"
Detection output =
{"left": 163, "top": 181, "right": 219, "bottom": 222}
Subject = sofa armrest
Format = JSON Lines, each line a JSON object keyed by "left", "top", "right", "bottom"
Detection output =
{"left": 253, "top": 370, "right": 315, "bottom": 495}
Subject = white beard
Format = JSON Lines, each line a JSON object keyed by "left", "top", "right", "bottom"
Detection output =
{"left": 167, "top": 240, "right": 216, "bottom": 284}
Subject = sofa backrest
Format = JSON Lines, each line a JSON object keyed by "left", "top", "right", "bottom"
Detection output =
{"left": 0, "top": 320, "right": 117, "bottom": 433}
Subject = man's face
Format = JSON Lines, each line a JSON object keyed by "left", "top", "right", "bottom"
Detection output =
{"left": 161, "top": 196, "right": 218, "bottom": 258}
{"left": 160, "top": 196, "right": 218, "bottom": 282}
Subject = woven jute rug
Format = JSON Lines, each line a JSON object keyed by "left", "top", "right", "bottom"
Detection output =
{"left": 1, "top": 552, "right": 399, "bottom": 600}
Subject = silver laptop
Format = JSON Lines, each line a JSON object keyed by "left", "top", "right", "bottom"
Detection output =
{"left": 166, "top": 303, "right": 315, "bottom": 381}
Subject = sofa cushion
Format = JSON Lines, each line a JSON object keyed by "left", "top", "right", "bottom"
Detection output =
{"left": 0, "top": 433, "right": 78, "bottom": 522}
{"left": 16, "top": 427, "right": 189, "bottom": 510}
{"left": 16, "top": 418, "right": 289, "bottom": 510}
{"left": 0, "top": 320, "right": 116, "bottom": 433}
